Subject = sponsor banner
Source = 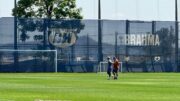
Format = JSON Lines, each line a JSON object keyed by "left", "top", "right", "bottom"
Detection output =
{"left": 49, "top": 28, "right": 77, "bottom": 48}
{"left": 118, "top": 34, "right": 160, "bottom": 46}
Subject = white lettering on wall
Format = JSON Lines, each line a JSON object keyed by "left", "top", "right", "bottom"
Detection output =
{"left": 119, "top": 34, "right": 160, "bottom": 46}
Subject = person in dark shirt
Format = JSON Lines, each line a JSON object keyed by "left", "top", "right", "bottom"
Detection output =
{"left": 107, "top": 57, "right": 112, "bottom": 80}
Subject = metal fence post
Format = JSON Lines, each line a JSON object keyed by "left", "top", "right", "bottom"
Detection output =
{"left": 125, "top": 20, "right": 129, "bottom": 72}
{"left": 14, "top": 0, "right": 19, "bottom": 72}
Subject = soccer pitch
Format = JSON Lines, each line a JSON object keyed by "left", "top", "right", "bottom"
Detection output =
{"left": 0, "top": 73, "right": 180, "bottom": 101}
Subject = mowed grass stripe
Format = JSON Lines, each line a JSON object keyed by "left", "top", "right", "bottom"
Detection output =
{"left": 0, "top": 73, "right": 180, "bottom": 101}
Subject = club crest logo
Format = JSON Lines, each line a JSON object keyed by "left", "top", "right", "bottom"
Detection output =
{"left": 49, "top": 28, "right": 77, "bottom": 48}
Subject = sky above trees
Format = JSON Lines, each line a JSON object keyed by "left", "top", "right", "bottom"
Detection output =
{"left": 0, "top": 0, "right": 179, "bottom": 21}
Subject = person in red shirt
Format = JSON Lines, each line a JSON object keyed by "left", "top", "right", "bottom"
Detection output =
{"left": 112, "top": 57, "right": 120, "bottom": 80}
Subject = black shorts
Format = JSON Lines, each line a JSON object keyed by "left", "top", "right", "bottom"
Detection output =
{"left": 107, "top": 68, "right": 111, "bottom": 75}
{"left": 113, "top": 69, "right": 118, "bottom": 73}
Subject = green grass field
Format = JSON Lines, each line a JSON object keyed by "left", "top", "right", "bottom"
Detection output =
{"left": 0, "top": 73, "right": 180, "bottom": 101}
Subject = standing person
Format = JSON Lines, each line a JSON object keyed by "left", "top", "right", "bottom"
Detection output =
{"left": 107, "top": 57, "right": 112, "bottom": 80}
{"left": 113, "top": 57, "right": 120, "bottom": 80}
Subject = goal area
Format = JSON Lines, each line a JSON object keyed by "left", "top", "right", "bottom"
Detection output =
{"left": 98, "top": 61, "right": 123, "bottom": 73}
{"left": 0, "top": 50, "right": 57, "bottom": 72}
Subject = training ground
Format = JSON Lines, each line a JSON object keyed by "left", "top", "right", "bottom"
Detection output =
{"left": 0, "top": 73, "right": 180, "bottom": 101}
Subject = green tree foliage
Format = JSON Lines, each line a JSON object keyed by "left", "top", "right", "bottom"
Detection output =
{"left": 12, "top": 0, "right": 83, "bottom": 19}
{"left": 12, "top": 0, "right": 84, "bottom": 45}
